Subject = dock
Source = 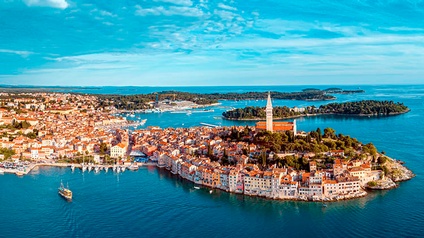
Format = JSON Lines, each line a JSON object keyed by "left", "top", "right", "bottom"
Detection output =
{"left": 200, "top": 122, "right": 220, "bottom": 128}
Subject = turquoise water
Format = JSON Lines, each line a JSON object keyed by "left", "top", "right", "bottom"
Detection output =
{"left": 1, "top": 85, "right": 424, "bottom": 237}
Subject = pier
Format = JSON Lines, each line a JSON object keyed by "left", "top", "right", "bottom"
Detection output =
{"left": 199, "top": 122, "right": 220, "bottom": 128}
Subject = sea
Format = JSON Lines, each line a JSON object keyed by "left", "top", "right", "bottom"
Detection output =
{"left": 0, "top": 85, "right": 423, "bottom": 238}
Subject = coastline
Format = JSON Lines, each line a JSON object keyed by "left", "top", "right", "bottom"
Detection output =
{"left": 1, "top": 154, "right": 414, "bottom": 203}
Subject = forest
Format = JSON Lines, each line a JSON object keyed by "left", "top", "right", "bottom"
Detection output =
{"left": 222, "top": 100, "right": 409, "bottom": 119}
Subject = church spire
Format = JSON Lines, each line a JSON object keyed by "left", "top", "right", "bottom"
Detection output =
{"left": 266, "top": 91, "right": 272, "bottom": 108}
{"left": 266, "top": 91, "right": 273, "bottom": 132}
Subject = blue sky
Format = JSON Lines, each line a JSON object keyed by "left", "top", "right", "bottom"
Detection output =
{"left": 1, "top": 0, "right": 424, "bottom": 86}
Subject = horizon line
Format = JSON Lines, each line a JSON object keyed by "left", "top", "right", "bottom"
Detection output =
{"left": 1, "top": 83, "right": 424, "bottom": 88}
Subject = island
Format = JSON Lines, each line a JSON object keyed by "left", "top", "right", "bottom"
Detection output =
{"left": 222, "top": 100, "right": 410, "bottom": 120}
{"left": 0, "top": 91, "right": 414, "bottom": 202}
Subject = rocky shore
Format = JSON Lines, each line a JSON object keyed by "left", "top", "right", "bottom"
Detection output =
{"left": 366, "top": 157, "right": 415, "bottom": 190}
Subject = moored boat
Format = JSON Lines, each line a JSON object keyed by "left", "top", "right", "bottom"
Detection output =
{"left": 58, "top": 181, "right": 72, "bottom": 201}
{"left": 16, "top": 171, "right": 24, "bottom": 176}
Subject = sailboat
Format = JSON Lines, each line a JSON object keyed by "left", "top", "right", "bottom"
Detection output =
{"left": 58, "top": 180, "right": 72, "bottom": 201}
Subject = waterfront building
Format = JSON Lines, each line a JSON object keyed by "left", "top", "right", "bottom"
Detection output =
{"left": 111, "top": 143, "right": 127, "bottom": 158}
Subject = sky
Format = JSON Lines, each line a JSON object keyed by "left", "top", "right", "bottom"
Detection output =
{"left": 0, "top": 0, "right": 424, "bottom": 86}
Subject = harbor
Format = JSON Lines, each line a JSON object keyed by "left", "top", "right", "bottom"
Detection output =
{"left": 0, "top": 161, "right": 158, "bottom": 176}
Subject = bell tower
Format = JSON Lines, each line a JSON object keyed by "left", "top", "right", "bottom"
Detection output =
{"left": 266, "top": 91, "right": 273, "bottom": 132}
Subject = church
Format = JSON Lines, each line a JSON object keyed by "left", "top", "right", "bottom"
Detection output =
{"left": 255, "top": 92, "right": 297, "bottom": 134}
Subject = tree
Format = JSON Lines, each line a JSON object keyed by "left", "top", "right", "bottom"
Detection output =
{"left": 100, "top": 142, "right": 108, "bottom": 155}
{"left": 261, "top": 150, "right": 267, "bottom": 167}
{"left": 324, "top": 128, "right": 336, "bottom": 139}
{"left": 363, "top": 143, "right": 377, "bottom": 156}
{"left": 316, "top": 128, "right": 322, "bottom": 142}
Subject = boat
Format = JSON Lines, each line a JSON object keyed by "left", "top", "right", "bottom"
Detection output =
{"left": 16, "top": 171, "right": 24, "bottom": 176}
{"left": 140, "top": 119, "right": 147, "bottom": 125}
{"left": 194, "top": 186, "right": 200, "bottom": 189}
{"left": 58, "top": 181, "right": 72, "bottom": 201}
{"left": 104, "top": 167, "right": 109, "bottom": 173}
{"left": 128, "top": 164, "right": 138, "bottom": 171}
{"left": 209, "top": 190, "right": 213, "bottom": 194}
{"left": 170, "top": 110, "right": 188, "bottom": 114}
{"left": 94, "top": 166, "right": 100, "bottom": 173}
{"left": 70, "top": 164, "right": 75, "bottom": 172}
{"left": 322, "top": 203, "right": 327, "bottom": 208}
{"left": 121, "top": 166, "right": 126, "bottom": 172}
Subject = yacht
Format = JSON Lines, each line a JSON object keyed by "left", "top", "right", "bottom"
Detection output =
{"left": 58, "top": 181, "right": 72, "bottom": 201}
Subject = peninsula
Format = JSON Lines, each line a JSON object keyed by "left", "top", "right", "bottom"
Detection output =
{"left": 0, "top": 91, "right": 414, "bottom": 202}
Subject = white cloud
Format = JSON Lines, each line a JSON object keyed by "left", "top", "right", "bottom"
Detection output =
{"left": 218, "top": 3, "right": 236, "bottom": 11}
{"left": 135, "top": 5, "right": 204, "bottom": 17}
{"left": 23, "top": 0, "right": 69, "bottom": 9}
{"left": 154, "top": 0, "right": 193, "bottom": 6}
{"left": 0, "top": 49, "right": 32, "bottom": 57}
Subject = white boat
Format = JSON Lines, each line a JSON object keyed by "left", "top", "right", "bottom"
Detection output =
{"left": 209, "top": 190, "right": 213, "bottom": 194}
{"left": 71, "top": 164, "right": 75, "bottom": 172}
{"left": 194, "top": 186, "right": 200, "bottom": 189}
{"left": 121, "top": 166, "right": 126, "bottom": 172}
{"left": 140, "top": 119, "right": 147, "bottom": 125}
{"left": 104, "top": 167, "right": 109, "bottom": 173}
{"left": 88, "top": 165, "right": 93, "bottom": 172}
{"left": 82, "top": 164, "right": 87, "bottom": 172}
{"left": 128, "top": 164, "right": 138, "bottom": 171}
{"left": 94, "top": 166, "right": 100, "bottom": 173}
